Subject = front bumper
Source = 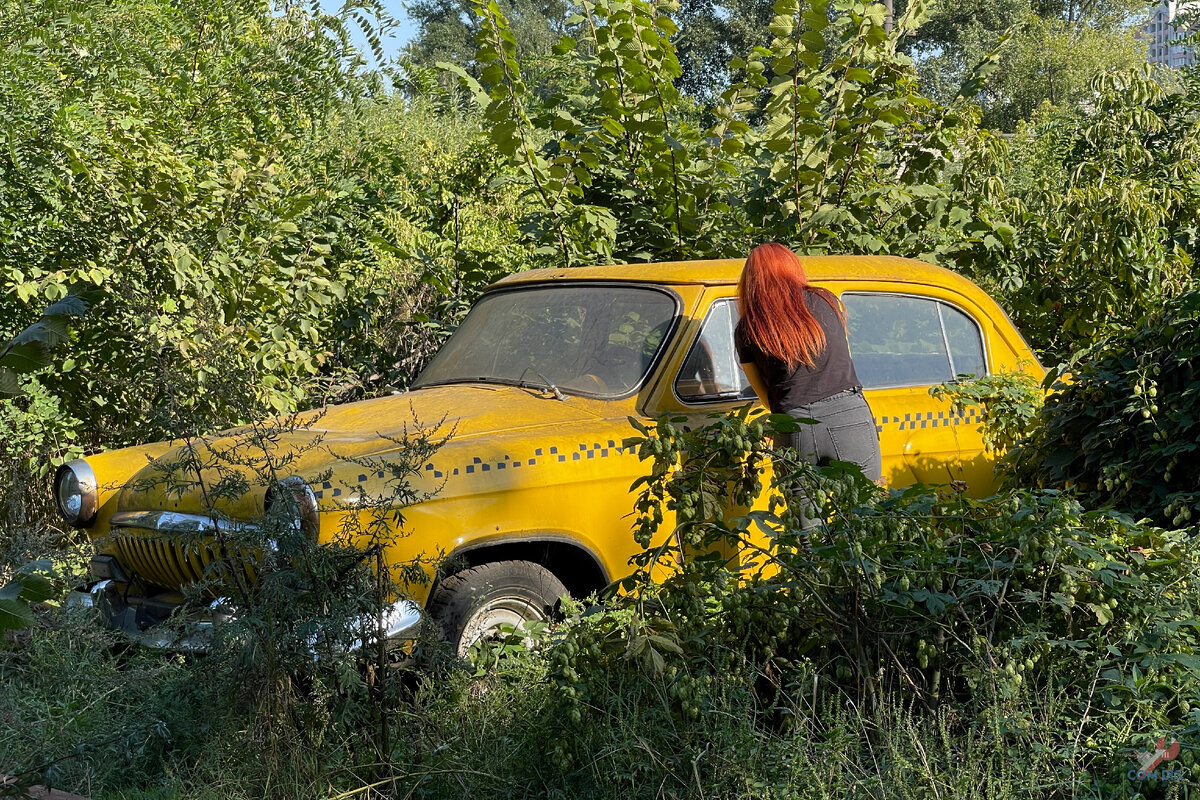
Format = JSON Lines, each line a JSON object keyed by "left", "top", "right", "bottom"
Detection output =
{"left": 67, "top": 580, "right": 424, "bottom": 652}
{"left": 66, "top": 580, "right": 226, "bottom": 650}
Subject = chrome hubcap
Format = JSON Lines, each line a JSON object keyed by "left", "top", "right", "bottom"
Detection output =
{"left": 458, "top": 597, "right": 547, "bottom": 658}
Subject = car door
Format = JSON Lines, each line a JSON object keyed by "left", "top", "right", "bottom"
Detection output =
{"left": 841, "top": 291, "right": 993, "bottom": 492}
{"left": 655, "top": 285, "right": 998, "bottom": 494}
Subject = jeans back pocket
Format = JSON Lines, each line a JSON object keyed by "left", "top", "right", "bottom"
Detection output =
{"left": 827, "top": 420, "right": 877, "bottom": 469}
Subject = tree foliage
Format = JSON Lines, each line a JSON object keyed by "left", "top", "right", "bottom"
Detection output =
{"left": 904, "top": 0, "right": 1147, "bottom": 130}
{"left": 448, "top": 0, "right": 1004, "bottom": 269}
{"left": 0, "top": 0, "right": 395, "bottom": 443}
{"left": 1013, "top": 291, "right": 1200, "bottom": 528}
{"left": 959, "top": 67, "right": 1200, "bottom": 361}
{"left": 406, "top": 0, "right": 573, "bottom": 72}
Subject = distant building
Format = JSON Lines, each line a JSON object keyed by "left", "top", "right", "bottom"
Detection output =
{"left": 1146, "top": 0, "right": 1196, "bottom": 68}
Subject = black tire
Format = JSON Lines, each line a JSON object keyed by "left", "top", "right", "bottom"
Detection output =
{"left": 428, "top": 560, "right": 568, "bottom": 658}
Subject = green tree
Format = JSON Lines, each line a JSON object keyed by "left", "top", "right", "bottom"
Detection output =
{"left": 450, "top": 0, "right": 992, "bottom": 266}
{"left": 405, "top": 0, "right": 573, "bottom": 71}
{"left": 0, "top": 0, "right": 393, "bottom": 444}
{"left": 1012, "top": 291, "right": 1200, "bottom": 527}
{"left": 672, "top": 0, "right": 775, "bottom": 99}
{"left": 954, "top": 66, "right": 1200, "bottom": 360}
{"left": 318, "top": 94, "right": 539, "bottom": 395}
{"left": 905, "top": 0, "right": 1146, "bottom": 129}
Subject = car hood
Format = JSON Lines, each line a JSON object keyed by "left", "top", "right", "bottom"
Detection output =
{"left": 286, "top": 382, "right": 603, "bottom": 447}
{"left": 116, "top": 383, "right": 608, "bottom": 518}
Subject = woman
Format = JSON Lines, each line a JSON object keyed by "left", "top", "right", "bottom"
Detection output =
{"left": 735, "top": 242, "right": 883, "bottom": 486}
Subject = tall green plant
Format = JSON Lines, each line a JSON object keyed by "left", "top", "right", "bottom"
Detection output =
{"left": 0, "top": 0, "right": 395, "bottom": 444}
{"left": 449, "top": 0, "right": 1012, "bottom": 270}
{"left": 956, "top": 67, "right": 1200, "bottom": 361}
{"left": 445, "top": 0, "right": 726, "bottom": 263}
{"left": 720, "top": 0, "right": 963, "bottom": 257}
{"left": 0, "top": 295, "right": 91, "bottom": 570}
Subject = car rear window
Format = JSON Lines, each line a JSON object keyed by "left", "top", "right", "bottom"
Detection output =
{"left": 843, "top": 293, "right": 987, "bottom": 388}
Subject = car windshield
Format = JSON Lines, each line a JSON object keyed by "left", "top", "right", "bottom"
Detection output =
{"left": 413, "top": 285, "right": 677, "bottom": 397}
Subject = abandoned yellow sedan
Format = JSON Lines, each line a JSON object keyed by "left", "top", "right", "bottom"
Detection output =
{"left": 56, "top": 256, "right": 1042, "bottom": 654}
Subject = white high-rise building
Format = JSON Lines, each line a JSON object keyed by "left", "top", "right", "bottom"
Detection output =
{"left": 1146, "top": 0, "right": 1196, "bottom": 68}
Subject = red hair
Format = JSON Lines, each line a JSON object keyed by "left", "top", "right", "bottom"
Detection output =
{"left": 737, "top": 243, "right": 843, "bottom": 369}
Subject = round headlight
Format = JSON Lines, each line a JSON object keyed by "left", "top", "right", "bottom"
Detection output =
{"left": 264, "top": 476, "right": 319, "bottom": 539}
{"left": 55, "top": 460, "right": 99, "bottom": 527}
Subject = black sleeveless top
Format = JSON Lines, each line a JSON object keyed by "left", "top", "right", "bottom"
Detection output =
{"left": 735, "top": 289, "right": 861, "bottom": 413}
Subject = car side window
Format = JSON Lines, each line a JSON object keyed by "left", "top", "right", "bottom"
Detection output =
{"left": 842, "top": 293, "right": 988, "bottom": 388}
{"left": 675, "top": 299, "right": 756, "bottom": 403}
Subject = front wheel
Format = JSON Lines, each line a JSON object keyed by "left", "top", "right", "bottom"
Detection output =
{"left": 428, "top": 560, "right": 568, "bottom": 658}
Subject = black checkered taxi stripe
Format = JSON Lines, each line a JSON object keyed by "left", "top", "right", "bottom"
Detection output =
{"left": 875, "top": 407, "right": 982, "bottom": 434}
{"left": 311, "top": 440, "right": 627, "bottom": 499}
{"left": 310, "top": 411, "right": 983, "bottom": 499}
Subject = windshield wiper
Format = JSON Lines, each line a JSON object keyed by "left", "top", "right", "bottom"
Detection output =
{"left": 412, "top": 376, "right": 506, "bottom": 389}
{"left": 518, "top": 367, "right": 568, "bottom": 401}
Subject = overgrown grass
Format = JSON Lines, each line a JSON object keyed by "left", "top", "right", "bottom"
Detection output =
{"left": 5, "top": 609, "right": 1189, "bottom": 800}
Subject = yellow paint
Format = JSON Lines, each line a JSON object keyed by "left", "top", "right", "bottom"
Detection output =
{"left": 74, "top": 256, "right": 1043, "bottom": 606}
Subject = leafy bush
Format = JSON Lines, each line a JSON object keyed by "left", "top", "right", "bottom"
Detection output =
{"left": 0, "top": 410, "right": 455, "bottom": 797}
{"left": 1013, "top": 291, "right": 1200, "bottom": 528}
{"left": 930, "top": 370, "right": 1044, "bottom": 456}
{"left": 541, "top": 410, "right": 1200, "bottom": 793}
{"left": 320, "top": 95, "right": 541, "bottom": 398}
{"left": 0, "top": 295, "right": 92, "bottom": 577}
{"left": 959, "top": 67, "right": 1200, "bottom": 362}
{"left": 5, "top": 408, "right": 1200, "bottom": 798}
{"left": 0, "top": 0, "right": 402, "bottom": 445}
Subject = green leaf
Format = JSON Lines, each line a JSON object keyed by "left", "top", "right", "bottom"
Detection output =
{"left": 600, "top": 117, "right": 626, "bottom": 137}
{"left": 0, "top": 368, "right": 20, "bottom": 395}
{"left": 844, "top": 67, "right": 871, "bottom": 83}
{"left": 0, "top": 598, "right": 34, "bottom": 631}
{"left": 800, "top": 30, "right": 826, "bottom": 53}
{"left": 647, "top": 634, "right": 683, "bottom": 654}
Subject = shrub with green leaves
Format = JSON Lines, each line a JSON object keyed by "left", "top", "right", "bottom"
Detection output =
{"left": 324, "top": 95, "right": 541, "bottom": 398}
{"left": 447, "top": 0, "right": 1004, "bottom": 268}
{"left": 1012, "top": 291, "right": 1200, "bottom": 528}
{"left": 0, "top": 0, "right": 401, "bottom": 444}
{"left": 930, "top": 370, "right": 1044, "bottom": 456}
{"left": 957, "top": 67, "right": 1200, "bottom": 362}
{"left": 543, "top": 410, "right": 1200, "bottom": 792}
{"left": 1, "top": 410, "right": 454, "bottom": 796}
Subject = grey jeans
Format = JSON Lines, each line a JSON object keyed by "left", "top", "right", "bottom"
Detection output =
{"left": 776, "top": 389, "right": 882, "bottom": 481}
{"left": 776, "top": 390, "right": 882, "bottom": 534}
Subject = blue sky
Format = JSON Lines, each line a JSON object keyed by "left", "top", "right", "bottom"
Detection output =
{"left": 327, "top": 0, "right": 417, "bottom": 66}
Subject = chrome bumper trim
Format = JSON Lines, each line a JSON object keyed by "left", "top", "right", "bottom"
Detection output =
{"left": 65, "top": 579, "right": 113, "bottom": 611}
{"left": 67, "top": 583, "right": 422, "bottom": 653}
{"left": 109, "top": 510, "right": 260, "bottom": 536}
{"left": 347, "top": 600, "right": 423, "bottom": 652}
{"left": 66, "top": 584, "right": 233, "bottom": 651}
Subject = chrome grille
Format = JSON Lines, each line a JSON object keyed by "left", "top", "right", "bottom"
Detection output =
{"left": 109, "top": 511, "right": 261, "bottom": 592}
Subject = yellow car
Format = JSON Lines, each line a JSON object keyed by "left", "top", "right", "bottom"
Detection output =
{"left": 56, "top": 256, "right": 1042, "bottom": 654}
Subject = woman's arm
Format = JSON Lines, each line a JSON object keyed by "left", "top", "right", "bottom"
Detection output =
{"left": 739, "top": 361, "right": 770, "bottom": 407}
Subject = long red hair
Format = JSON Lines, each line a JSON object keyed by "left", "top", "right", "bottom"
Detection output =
{"left": 737, "top": 243, "right": 843, "bottom": 369}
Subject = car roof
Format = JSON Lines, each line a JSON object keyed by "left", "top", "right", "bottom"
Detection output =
{"left": 490, "top": 255, "right": 979, "bottom": 293}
